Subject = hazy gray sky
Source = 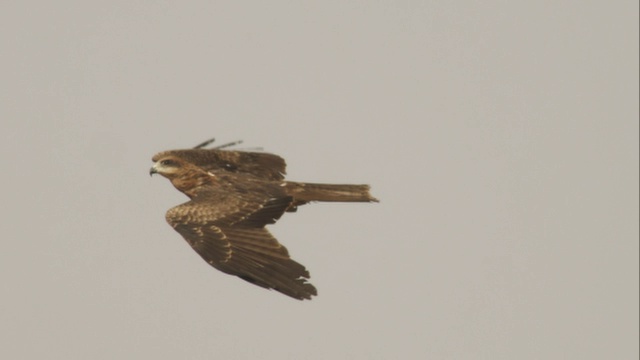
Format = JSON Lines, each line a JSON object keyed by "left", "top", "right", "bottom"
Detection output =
{"left": 1, "top": 1, "right": 637, "bottom": 359}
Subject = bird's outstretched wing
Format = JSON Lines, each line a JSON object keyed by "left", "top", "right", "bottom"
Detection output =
{"left": 165, "top": 191, "right": 317, "bottom": 300}
{"left": 152, "top": 149, "right": 287, "bottom": 180}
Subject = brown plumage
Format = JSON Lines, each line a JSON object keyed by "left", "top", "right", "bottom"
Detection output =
{"left": 150, "top": 139, "right": 378, "bottom": 300}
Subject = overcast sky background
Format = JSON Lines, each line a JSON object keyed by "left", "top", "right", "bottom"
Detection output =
{"left": 1, "top": 2, "right": 638, "bottom": 359}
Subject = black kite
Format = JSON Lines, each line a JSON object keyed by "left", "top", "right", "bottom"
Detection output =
{"left": 150, "top": 139, "right": 377, "bottom": 300}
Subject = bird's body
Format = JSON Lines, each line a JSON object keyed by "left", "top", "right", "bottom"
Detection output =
{"left": 150, "top": 139, "right": 377, "bottom": 300}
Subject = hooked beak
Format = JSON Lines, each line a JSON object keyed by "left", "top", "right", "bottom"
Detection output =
{"left": 149, "top": 165, "right": 158, "bottom": 176}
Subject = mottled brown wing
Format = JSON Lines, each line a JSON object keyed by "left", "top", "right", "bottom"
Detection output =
{"left": 152, "top": 149, "right": 286, "bottom": 180}
{"left": 165, "top": 194, "right": 317, "bottom": 300}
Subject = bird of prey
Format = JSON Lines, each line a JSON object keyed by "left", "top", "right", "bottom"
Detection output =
{"left": 150, "top": 138, "right": 378, "bottom": 300}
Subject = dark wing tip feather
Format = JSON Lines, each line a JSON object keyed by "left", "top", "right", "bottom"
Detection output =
{"left": 221, "top": 227, "right": 317, "bottom": 300}
{"left": 239, "top": 274, "right": 317, "bottom": 300}
{"left": 170, "top": 213, "right": 318, "bottom": 300}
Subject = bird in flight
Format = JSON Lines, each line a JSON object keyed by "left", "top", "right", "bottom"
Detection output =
{"left": 150, "top": 138, "right": 378, "bottom": 300}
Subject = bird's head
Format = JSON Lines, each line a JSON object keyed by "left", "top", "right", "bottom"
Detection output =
{"left": 150, "top": 155, "right": 190, "bottom": 179}
{"left": 151, "top": 153, "right": 215, "bottom": 197}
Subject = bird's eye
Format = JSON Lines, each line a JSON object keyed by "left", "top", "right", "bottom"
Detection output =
{"left": 161, "top": 159, "right": 176, "bottom": 166}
